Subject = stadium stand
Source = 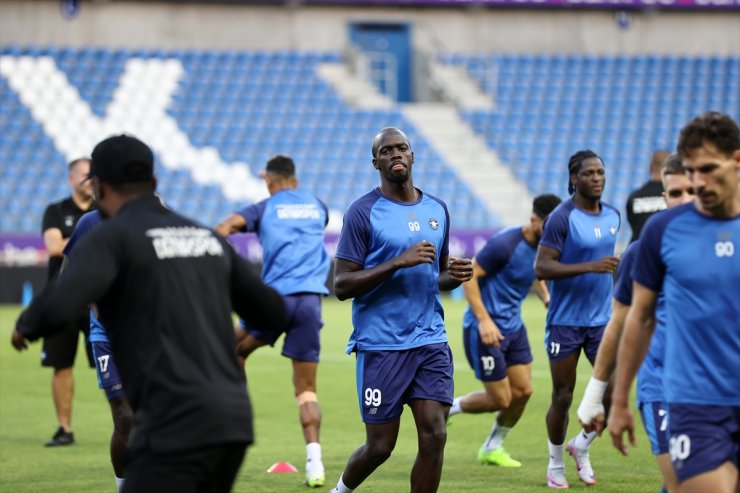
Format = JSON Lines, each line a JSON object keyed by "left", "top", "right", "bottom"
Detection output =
{"left": 444, "top": 53, "right": 740, "bottom": 212}
{"left": 0, "top": 46, "right": 497, "bottom": 234}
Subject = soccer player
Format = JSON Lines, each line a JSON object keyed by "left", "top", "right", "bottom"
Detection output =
{"left": 534, "top": 150, "right": 621, "bottom": 489}
{"left": 12, "top": 134, "right": 288, "bottom": 493}
{"left": 626, "top": 150, "right": 671, "bottom": 243}
{"left": 215, "top": 155, "right": 330, "bottom": 488}
{"left": 577, "top": 153, "right": 693, "bottom": 493}
{"left": 448, "top": 194, "right": 562, "bottom": 467}
{"left": 329, "top": 127, "right": 473, "bottom": 493}
{"left": 609, "top": 112, "right": 740, "bottom": 493}
{"left": 63, "top": 210, "right": 133, "bottom": 492}
{"left": 40, "top": 157, "right": 96, "bottom": 446}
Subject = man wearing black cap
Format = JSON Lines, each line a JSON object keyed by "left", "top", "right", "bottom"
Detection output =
{"left": 12, "top": 134, "right": 288, "bottom": 493}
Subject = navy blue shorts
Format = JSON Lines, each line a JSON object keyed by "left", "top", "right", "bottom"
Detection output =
{"left": 544, "top": 324, "right": 605, "bottom": 362}
{"left": 91, "top": 341, "right": 125, "bottom": 401}
{"left": 242, "top": 293, "right": 322, "bottom": 362}
{"left": 356, "top": 342, "right": 454, "bottom": 424}
{"left": 638, "top": 401, "right": 670, "bottom": 455}
{"left": 668, "top": 404, "right": 740, "bottom": 483}
{"left": 463, "top": 323, "right": 533, "bottom": 381}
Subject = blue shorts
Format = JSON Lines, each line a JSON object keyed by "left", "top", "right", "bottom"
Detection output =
{"left": 638, "top": 401, "right": 670, "bottom": 455}
{"left": 356, "top": 342, "right": 454, "bottom": 424}
{"left": 668, "top": 404, "right": 740, "bottom": 483}
{"left": 544, "top": 325, "right": 605, "bottom": 362}
{"left": 242, "top": 293, "right": 322, "bottom": 362}
{"left": 91, "top": 341, "right": 125, "bottom": 401}
{"left": 463, "top": 323, "right": 532, "bottom": 381}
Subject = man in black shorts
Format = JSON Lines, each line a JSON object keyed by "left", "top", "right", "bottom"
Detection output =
{"left": 40, "top": 157, "right": 96, "bottom": 446}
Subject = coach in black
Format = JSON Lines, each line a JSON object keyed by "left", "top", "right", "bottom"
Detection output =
{"left": 13, "top": 134, "right": 288, "bottom": 493}
{"left": 625, "top": 150, "right": 669, "bottom": 243}
{"left": 40, "top": 157, "right": 96, "bottom": 447}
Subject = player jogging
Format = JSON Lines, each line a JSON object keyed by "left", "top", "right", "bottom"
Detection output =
{"left": 448, "top": 194, "right": 561, "bottom": 467}
{"left": 609, "top": 112, "right": 740, "bottom": 493}
{"left": 216, "top": 155, "right": 330, "bottom": 488}
{"left": 534, "top": 150, "right": 620, "bottom": 489}
{"left": 329, "top": 127, "right": 473, "bottom": 493}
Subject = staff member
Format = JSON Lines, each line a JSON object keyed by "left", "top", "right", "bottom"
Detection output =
{"left": 13, "top": 134, "right": 288, "bottom": 493}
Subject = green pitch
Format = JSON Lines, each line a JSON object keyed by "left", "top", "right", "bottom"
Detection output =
{"left": 0, "top": 298, "right": 659, "bottom": 492}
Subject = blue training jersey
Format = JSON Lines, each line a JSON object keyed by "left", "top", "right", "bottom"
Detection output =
{"left": 613, "top": 240, "right": 666, "bottom": 406}
{"left": 63, "top": 210, "right": 108, "bottom": 343}
{"left": 237, "top": 188, "right": 330, "bottom": 296}
{"left": 633, "top": 202, "right": 740, "bottom": 406}
{"left": 463, "top": 226, "right": 536, "bottom": 333}
{"left": 335, "top": 188, "right": 450, "bottom": 353}
{"left": 540, "top": 197, "right": 620, "bottom": 327}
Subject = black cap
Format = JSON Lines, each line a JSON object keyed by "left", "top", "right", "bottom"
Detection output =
{"left": 89, "top": 134, "right": 154, "bottom": 184}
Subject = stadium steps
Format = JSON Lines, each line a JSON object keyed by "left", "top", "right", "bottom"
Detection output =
{"left": 402, "top": 103, "right": 532, "bottom": 226}
{"left": 316, "top": 63, "right": 393, "bottom": 109}
{"left": 428, "top": 61, "right": 495, "bottom": 111}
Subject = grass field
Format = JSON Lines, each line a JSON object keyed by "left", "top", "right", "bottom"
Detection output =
{"left": 0, "top": 297, "right": 660, "bottom": 492}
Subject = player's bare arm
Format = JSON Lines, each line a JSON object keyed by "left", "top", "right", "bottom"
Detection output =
{"left": 334, "top": 240, "right": 436, "bottom": 300}
{"left": 531, "top": 279, "right": 550, "bottom": 308}
{"left": 43, "top": 228, "right": 68, "bottom": 257}
{"left": 608, "top": 282, "right": 658, "bottom": 456}
{"left": 577, "top": 299, "right": 629, "bottom": 434}
{"left": 215, "top": 213, "right": 247, "bottom": 238}
{"left": 439, "top": 255, "right": 473, "bottom": 291}
{"left": 462, "top": 260, "right": 503, "bottom": 347}
{"left": 535, "top": 244, "right": 619, "bottom": 280}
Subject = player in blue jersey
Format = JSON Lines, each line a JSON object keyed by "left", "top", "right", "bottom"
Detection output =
{"left": 63, "top": 210, "right": 132, "bottom": 493}
{"left": 577, "top": 153, "right": 693, "bottom": 493}
{"left": 447, "top": 194, "right": 561, "bottom": 468}
{"left": 328, "top": 127, "right": 473, "bottom": 493}
{"left": 609, "top": 112, "right": 740, "bottom": 493}
{"left": 216, "top": 155, "right": 330, "bottom": 488}
{"left": 534, "top": 150, "right": 621, "bottom": 489}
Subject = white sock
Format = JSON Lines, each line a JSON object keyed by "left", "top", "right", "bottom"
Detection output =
{"left": 548, "top": 441, "right": 564, "bottom": 469}
{"left": 572, "top": 429, "right": 597, "bottom": 450}
{"left": 115, "top": 476, "right": 125, "bottom": 493}
{"left": 449, "top": 397, "right": 463, "bottom": 416}
{"left": 335, "top": 475, "right": 354, "bottom": 493}
{"left": 483, "top": 423, "right": 511, "bottom": 451}
{"left": 306, "top": 442, "right": 323, "bottom": 473}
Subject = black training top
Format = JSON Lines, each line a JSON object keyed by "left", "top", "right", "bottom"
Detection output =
{"left": 41, "top": 197, "right": 95, "bottom": 280}
{"left": 625, "top": 180, "right": 664, "bottom": 243}
{"left": 19, "top": 195, "right": 288, "bottom": 453}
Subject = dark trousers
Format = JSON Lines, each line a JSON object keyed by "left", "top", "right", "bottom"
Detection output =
{"left": 123, "top": 442, "right": 248, "bottom": 493}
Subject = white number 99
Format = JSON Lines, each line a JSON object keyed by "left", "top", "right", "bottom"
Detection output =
{"left": 364, "top": 387, "right": 382, "bottom": 407}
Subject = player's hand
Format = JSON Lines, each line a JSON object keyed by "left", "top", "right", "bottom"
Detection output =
{"left": 447, "top": 256, "right": 473, "bottom": 282}
{"left": 478, "top": 318, "right": 504, "bottom": 348}
{"left": 398, "top": 241, "right": 436, "bottom": 267}
{"left": 577, "top": 399, "right": 606, "bottom": 435}
{"left": 11, "top": 330, "right": 28, "bottom": 351}
{"left": 607, "top": 403, "right": 636, "bottom": 456}
{"left": 590, "top": 256, "right": 620, "bottom": 274}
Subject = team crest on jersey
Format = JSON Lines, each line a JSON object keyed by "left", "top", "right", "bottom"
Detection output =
{"left": 428, "top": 218, "right": 439, "bottom": 230}
{"left": 64, "top": 215, "right": 74, "bottom": 227}
{"left": 609, "top": 225, "right": 617, "bottom": 235}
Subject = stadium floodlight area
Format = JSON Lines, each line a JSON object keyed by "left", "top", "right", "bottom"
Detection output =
{"left": 443, "top": 52, "right": 740, "bottom": 213}
{"left": 0, "top": 46, "right": 496, "bottom": 235}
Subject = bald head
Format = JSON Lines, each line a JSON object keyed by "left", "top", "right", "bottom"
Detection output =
{"left": 372, "top": 127, "right": 410, "bottom": 158}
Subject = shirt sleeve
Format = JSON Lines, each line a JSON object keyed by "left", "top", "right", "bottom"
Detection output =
{"left": 631, "top": 215, "right": 666, "bottom": 293}
{"left": 41, "top": 204, "right": 59, "bottom": 234}
{"left": 334, "top": 203, "right": 371, "bottom": 266}
{"left": 475, "top": 232, "right": 518, "bottom": 276}
{"left": 613, "top": 241, "right": 638, "bottom": 305}
{"left": 17, "top": 224, "right": 122, "bottom": 341}
{"left": 235, "top": 201, "right": 266, "bottom": 232}
{"left": 539, "top": 207, "right": 569, "bottom": 253}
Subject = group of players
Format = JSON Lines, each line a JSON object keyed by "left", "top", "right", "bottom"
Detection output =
{"left": 11, "top": 111, "right": 739, "bottom": 493}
